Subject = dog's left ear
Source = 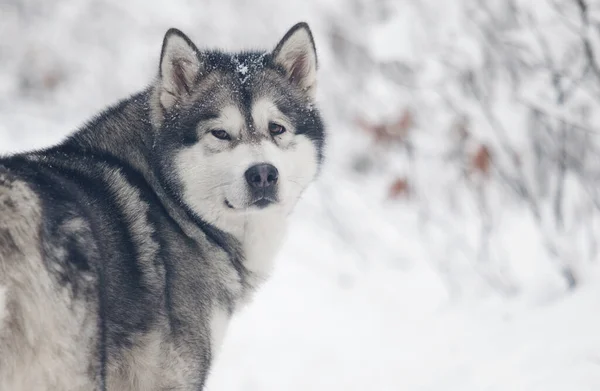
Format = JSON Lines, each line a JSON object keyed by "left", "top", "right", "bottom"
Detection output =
{"left": 272, "top": 22, "right": 318, "bottom": 97}
{"left": 159, "top": 28, "right": 202, "bottom": 110}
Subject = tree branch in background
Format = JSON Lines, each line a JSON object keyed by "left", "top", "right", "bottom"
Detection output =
{"left": 574, "top": 0, "right": 600, "bottom": 87}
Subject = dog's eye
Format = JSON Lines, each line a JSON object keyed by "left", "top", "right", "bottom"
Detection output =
{"left": 211, "top": 130, "right": 231, "bottom": 140}
{"left": 268, "top": 122, "right": 286, "bottom": 136}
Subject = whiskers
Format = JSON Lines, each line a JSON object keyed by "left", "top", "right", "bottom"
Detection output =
{"left": 285, "top": 176, "right": 309, "bottom": 189}
{"left": 192, "top": 181, "right": 235, "bottom": 202}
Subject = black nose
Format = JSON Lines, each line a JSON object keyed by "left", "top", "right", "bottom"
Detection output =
{"left": 245, "top": 164, "right": 279, "bottom": 189}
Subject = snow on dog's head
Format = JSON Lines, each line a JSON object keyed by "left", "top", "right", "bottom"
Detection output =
{"left": 150, "top": 23, "right": 325, "bottom": 233}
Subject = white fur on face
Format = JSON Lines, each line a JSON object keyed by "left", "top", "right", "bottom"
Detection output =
{"left": 175, "top": 99, "right": 318, "bottom": 238}
{"left": 209, "top": 105, "right": 245, "bottom": 140}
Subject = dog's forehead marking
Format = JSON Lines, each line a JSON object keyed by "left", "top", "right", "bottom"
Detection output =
{"left": 231, "top": 53, "right": 268, "bottom": 85}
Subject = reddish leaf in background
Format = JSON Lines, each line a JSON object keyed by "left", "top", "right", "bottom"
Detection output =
{"left": 388, "top": 178, "right": 410, "bottom": 199}
{"left": 389, "top": 109, "right": 413, "bottom": 138}
{"left": 471, "top": 144, "right": 491, "bottom": 176}
{"left": 355, "top": 109, "right": 414, "bottom": 144}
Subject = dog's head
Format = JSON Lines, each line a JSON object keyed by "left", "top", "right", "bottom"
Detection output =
{"left": 150, "top": 23, "right": 325, "bottom": 231}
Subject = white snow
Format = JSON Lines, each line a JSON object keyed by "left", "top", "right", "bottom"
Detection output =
{"left": 232, "top": 56, "right": 251, "bottom": 84}
{"left": 238, "top": 64, "right": 249, "bottom": 76}
{"left": 1, "top": 0, "right": 600, "bottom": 390}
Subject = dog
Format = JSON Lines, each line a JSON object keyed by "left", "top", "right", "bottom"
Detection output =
{"left": 0, "top": 22, "right": 325, "bottom": 390}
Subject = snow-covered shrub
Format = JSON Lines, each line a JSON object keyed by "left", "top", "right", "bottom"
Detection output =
{"left": 321, "top": 0, "right": 600, "bottom": 298}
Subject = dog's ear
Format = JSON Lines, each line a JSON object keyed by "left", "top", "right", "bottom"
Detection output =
{"left": 272, "top": 22, "right": 318, "bottom": 97}
{"left": 158, "top": 28, "right": 202, "bottom": 110}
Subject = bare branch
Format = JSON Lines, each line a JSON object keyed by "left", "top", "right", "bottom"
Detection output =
{"left": 574, "top": 0, "right": 600, "bottom": 84}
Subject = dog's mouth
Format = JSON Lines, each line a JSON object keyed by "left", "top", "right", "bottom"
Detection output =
{"left": 252, "top": 197, "right": 275, "bottom": 209}
{"left": 225, "top": 196, "right": 277, "bottom": 210}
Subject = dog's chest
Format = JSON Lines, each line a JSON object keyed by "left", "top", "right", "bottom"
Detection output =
{"left": 240, "top": 212, "right": 288, "bottom": 282}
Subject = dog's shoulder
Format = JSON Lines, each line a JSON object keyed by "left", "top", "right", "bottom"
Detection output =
{"left": 0, "top": 160, "right": 101, "bottom": 391}
{"left": 0, "top": 164, "right": 43, "bottom": 255}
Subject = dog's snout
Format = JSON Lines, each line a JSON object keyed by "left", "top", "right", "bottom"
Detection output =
{"left": 245, "top": 164, "right": 279, "bottom": 189}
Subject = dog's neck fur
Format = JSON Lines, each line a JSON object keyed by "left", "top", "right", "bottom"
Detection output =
{"left": 65, "top": 87, "right": 286, "bottom": 282}
{"left": 214, "top": 206, "right": 288, "bottom": 280}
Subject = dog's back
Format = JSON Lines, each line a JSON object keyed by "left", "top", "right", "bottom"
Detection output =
{"left": 0, "top": 168, "right": 99, "bottom": 390}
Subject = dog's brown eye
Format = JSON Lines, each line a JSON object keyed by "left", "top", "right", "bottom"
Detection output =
{"left": 211, "top": 130, "right": 231, "bottom": 140}
{"left": 268, "top": 122, "right": 286, "bottom": 135}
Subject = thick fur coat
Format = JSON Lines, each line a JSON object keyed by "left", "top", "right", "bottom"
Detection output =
{"left": 0, "top": 23, "right": 325, "bottom": 390}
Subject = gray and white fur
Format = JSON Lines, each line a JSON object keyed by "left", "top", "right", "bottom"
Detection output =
{"left": 0, "top": 22, "right": 325, "bottom": 390}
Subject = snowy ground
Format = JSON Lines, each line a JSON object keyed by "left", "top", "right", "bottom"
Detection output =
{"left": 2, "top": 0, "right": 600, "bottom": 390}
{"left": 207, "top": 174, "right": 600, "bottom": 390}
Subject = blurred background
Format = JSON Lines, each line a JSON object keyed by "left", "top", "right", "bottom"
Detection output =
{"left": 2, "top": 0, "right": 600, "bottom": 389}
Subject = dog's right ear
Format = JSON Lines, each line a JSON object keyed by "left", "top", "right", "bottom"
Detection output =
{"left": 158, "top": 28, "right": 202, "bottom": 110}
